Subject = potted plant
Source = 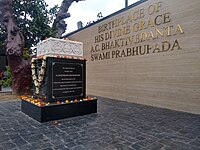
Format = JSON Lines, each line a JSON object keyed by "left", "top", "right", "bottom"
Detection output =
{"left": 0, "top": 66, "right": 12, "bottom": 90}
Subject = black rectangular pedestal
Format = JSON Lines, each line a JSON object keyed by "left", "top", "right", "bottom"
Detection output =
{"left": 21, "top": 99, "right": 97, "bottom": 122}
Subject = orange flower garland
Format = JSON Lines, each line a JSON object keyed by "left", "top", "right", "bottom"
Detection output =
{"left": 20, "top": 95, "right": 97, "bottom": 107}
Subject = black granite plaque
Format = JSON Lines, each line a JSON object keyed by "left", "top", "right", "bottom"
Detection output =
{"left": 45, "top": 57, "right": 86, "bottom": 102}
{"left": 52, "top": 62, "right": 83, "bottom": 99}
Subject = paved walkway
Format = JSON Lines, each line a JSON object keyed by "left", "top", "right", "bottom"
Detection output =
{"left": 0, "top": 97, "right": 199, "bottom": 150}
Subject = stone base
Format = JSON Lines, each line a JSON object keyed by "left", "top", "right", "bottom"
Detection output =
{"left": 21, "top": 99, "right": 97, "bottom": 122}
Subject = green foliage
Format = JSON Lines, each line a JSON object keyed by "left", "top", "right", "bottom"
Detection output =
{"left": 23, "top": 53, "right": 31, "bottom": 60}
{"left": 0, "top": 66, "right": 12, "bottom": 87}
{"left": 12, "top": 0, "right": 59, "bottom": 49}
{"left": 23, "top": 48, "right": 31, "bottom": 60}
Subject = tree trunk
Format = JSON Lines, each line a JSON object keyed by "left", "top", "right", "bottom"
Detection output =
{"left": 0, "top": 0, "right": 84, "bottom": 95}
{"left": 53, "top": 0, "right": 84, "bottom": 38}
{"left": 0, "top": 0, "right": 32, "bottom": 95}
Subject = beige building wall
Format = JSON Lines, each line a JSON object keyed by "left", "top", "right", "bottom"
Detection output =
{"left": 67, "top": 0, "right": 200, "bottom": 114}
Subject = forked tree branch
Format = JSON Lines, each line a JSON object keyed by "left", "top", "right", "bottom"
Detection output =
{"left": 53, "top": 0, "right": 85, "bottom": 38}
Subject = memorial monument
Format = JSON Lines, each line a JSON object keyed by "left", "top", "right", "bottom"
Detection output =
{"left": 21, "top": 38, "right": 97, "bottom": 122}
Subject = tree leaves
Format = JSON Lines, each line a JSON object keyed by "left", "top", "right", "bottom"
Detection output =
{"left": 12, "top": 0, "right": 58, "bottom": 49}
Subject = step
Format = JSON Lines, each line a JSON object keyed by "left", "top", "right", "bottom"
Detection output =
{"left": 0, "top": 91, "right": 18, "bottom": 101}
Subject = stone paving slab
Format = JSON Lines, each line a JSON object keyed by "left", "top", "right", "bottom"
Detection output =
{"left": 0, "top": 97, "right": 199, "bottom": 150}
